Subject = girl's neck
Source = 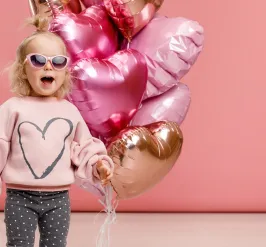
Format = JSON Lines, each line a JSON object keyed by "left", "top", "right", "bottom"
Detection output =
{"left": 29, "top": 91, "right": 59, "bottom": 100}
{"left": 24, "top": 95, "right": 60, "bottom": 102}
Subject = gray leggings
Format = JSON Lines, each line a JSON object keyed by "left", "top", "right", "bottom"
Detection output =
{"left": 4, "top": 189, "right": 71, "bottom": 247}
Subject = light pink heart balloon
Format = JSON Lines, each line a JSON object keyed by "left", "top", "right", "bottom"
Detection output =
{"left": 49, "top": 5, "right": 119, "bottom": 63}
{"left": 69, "top": 49, "right": 147, "bottom": 139}
{"left": 128, "top": 15, "right": 204, "bottom": 100}
{"left": 131, "top": 83, "right": 191, "bottom": 127}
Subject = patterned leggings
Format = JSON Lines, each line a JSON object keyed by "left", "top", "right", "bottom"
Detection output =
{"left": 4, "top": 189, "right": 71, "bottom": 247}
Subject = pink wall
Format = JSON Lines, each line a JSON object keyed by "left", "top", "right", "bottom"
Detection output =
{"left": 0, "top": 0, "right": 266, "bottom": 212}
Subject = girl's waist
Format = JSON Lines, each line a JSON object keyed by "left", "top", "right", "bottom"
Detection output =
{"left": 5, "top": 183, "right": 71, "bottom": 192}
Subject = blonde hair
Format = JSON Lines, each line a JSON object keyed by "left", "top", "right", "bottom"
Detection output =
{"left": 9, "top": 15, "right": 72, "bottom": 99}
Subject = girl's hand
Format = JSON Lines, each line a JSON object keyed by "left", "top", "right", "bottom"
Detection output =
{"left": 96, "top": 160, "right": 113, "bottom": 186}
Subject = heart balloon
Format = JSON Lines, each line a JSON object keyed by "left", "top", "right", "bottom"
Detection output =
{"left": 103, "top": 0, "right": 164, "bottom": 40}
{"left": 66, "top": 0, "right": 82, "bottom": 13}
{"left": 28, "top": 0, "right": 39, "bottom": 16}
{"left": 107, "top": 121, "right": 183, "bottom": 199}
{"left": 128, "top": 15, "right": 204, "bottom": 100}
{"left": 28, "top": 0, "right": 66, "bottom": 19}
{"left": 48, "top": 5, "right": 119, "bottom": 63}
{"left": 69, "top": 49, "right": 147, "bottom": 139}
{"left": 131, "top": 83, "right": 191, "bottom": 126}
{"left": 81, "top": 0, "right": 103, "bottom": 7}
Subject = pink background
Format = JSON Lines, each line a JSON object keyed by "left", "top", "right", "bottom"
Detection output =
{"left": 0, "top": 0, "right": 266, "bottom": 212}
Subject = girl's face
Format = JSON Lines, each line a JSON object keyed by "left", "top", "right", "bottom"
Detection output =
{"left": 24, "top": 35, "right": 68, "bottom": 97}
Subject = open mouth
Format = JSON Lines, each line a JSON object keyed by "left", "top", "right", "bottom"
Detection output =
{"left": 41, "top": 76, "right": 54, "bottom": 84}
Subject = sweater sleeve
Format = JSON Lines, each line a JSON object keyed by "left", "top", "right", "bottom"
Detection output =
{"left": 71, "top": 114, "right": 114, "bottom": 197}
{"left": 0, "top": 100, "right": 16, "bottom": 194}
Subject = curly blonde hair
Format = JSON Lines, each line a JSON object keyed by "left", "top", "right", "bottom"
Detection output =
{"left": 9, "top": 16, "right": 72, "bottom": 99}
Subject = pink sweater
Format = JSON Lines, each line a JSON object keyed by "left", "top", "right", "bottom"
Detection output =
{"left": 0, "top": 96, "right": 114, "bottom": 197}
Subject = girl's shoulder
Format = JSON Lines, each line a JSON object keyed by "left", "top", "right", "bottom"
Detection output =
{"left": 0, "top": 97, "right": 20, "bottom": 108}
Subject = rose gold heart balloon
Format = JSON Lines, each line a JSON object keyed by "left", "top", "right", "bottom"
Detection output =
{"left": 103, "top": 0, "right": 164, "bottom": 40}
{"left": 66, "top": 0, "right": 82, "bottom": 13}
{"left": 107, "top": 121, "right": 183, "bottom": 199}
{"left": 28, "top": 0, "right": 65, "bottom": 18}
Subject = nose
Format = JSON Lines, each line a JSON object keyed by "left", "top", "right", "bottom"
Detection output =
{"left": 44, "top": 60, "right": 53, "bottom": 71}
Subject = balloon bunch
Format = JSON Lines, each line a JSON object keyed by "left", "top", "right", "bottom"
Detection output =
{"left": 28, "top": 0, "right": 204, "bottom": 200}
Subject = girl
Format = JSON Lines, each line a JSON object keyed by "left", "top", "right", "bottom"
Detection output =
{"left": 1, "top": 16, "right": 114, "bottom": 247}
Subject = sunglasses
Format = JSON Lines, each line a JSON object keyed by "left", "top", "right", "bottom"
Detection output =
{"left": 24, "top": 53, "right": 69, "bottom": 70}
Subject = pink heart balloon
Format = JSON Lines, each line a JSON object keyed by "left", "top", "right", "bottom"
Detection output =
{"left": 131, "top": 83, "right": 191, "bottom": 127}
{"left": 49, "top": 5, "right": 119, "bottom": 63}
{"left": 128, "top": 15, "right": 204, "bottom": 100}
{"left": 69, "top": 49, "right": 147, "bottom": 138}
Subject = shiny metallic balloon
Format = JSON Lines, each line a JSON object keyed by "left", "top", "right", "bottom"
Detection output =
{"left": 129, "top": 15, "right": 204, "bottom": 100}
{"left": 69, "top": 49, "right": 148, "bottom": 139}
{"left": 131, "top": 83, "right": 191, "bottom": 127}
{"left": 66, "top": 0, "right": 82, "bottom": 13}
{"left": 28, "top": 0, "right": 65, "bottom": 18}
{"left": 107, "top": 121, "right": 183, "bottom": 199}
{"left": 48, "top": 5, "right": 119, "bottom": 63}
{"left": 81, "top": 0, "right": 103, "bottom": 7}
{"left": 103, "top": 0, "right": 164, "bottom": 40}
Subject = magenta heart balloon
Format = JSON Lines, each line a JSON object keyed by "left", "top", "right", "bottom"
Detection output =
{"left": 81, "top": 0, "right": 103, "bottom": 7}
{"left": 49, "top": 5, "right": 119, "bottom": 63}
{"left": 69, "top": 49, "right": 147, "bottom": 138}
